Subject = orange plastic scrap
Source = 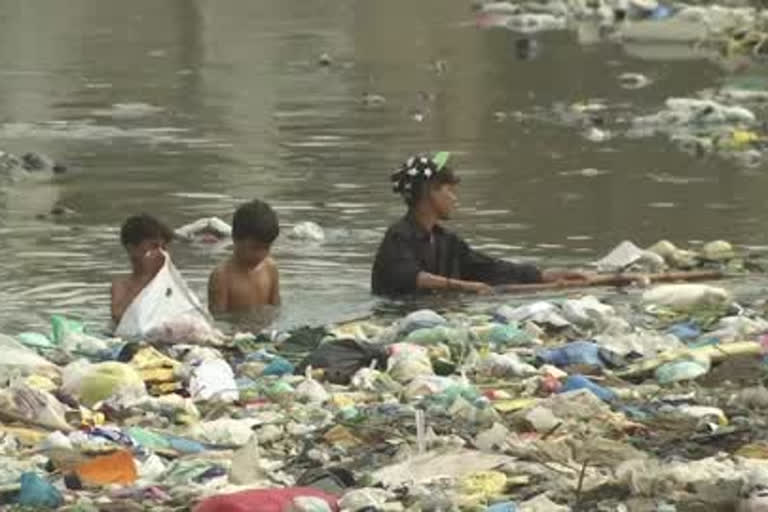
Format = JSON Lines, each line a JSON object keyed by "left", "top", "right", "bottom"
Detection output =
{"left": 74, "top": 449, "right": 138, "bottom": 486}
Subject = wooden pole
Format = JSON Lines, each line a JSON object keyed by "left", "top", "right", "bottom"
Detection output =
{"left": 496, "top": 270, "right": 725, "bottom": 294}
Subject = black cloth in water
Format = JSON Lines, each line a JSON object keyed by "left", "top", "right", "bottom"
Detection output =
{"left": 371, "top": 214, "right": 542, "bottom": 296}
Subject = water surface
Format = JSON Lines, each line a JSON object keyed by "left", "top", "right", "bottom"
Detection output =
{"left": 1, "top": 0, "right": 767, "bottom": 334}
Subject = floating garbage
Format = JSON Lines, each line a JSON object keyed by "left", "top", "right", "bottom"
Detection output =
{"left": 618, "top": 72, "right": 652, "bottom": 89}
{"left": 0, "top": 267, "right": 767, "bottom": 510}
{"left": 289, "top": 221, "right": 326, "bottom": 242}
{"left": 642, "top": 283, "right": 732, "bottom": 310}
{"left": 174, "top": 217, "right": 232, "bottom": 243}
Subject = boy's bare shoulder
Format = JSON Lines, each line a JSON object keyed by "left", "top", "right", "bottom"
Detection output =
{"left": 260, "top": 257, "right": 279, "bottom": 278}
{"left": 111, "top": 274, "right": 131, "bottom": 290}
{"left": 263, "top": 257, "right": 278, "bottom": 271}
{"left": 210, "top": 258, "right": 233, "bottom": 278}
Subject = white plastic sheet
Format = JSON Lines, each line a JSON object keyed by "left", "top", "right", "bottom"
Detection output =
{"left": 115, "top": 253, "right": 217, "bottom": 343}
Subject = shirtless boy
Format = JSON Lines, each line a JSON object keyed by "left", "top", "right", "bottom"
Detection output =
{"left": 111, "top": 214, "right": 174, "bottom": 324}
{"left": 208, "top": 199, "right": 280, "bottom": 314}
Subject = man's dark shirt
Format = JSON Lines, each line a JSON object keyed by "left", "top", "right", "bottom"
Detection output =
{"left": 371, "top": 214, "right": 542, "bottom": 296}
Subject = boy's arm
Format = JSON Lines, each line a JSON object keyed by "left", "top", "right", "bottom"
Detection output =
{"left": 110, "top": 278, "right": 130, "bottom": 324}
{"left": 208, "top": 267, "right": 229, "bottom": 314}
{"left": 269, "top": 261, "right": 281, "bottom": 306}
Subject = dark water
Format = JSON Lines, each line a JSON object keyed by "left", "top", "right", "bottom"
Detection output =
{"left": 1, "top": 0, "right": 767, "bottom": 334}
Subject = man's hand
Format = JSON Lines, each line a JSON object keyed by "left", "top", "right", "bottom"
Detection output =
{"left": 541, "top": 269, "right": 592, "bottom": 283}
{"left": 140, "top": 248, "right": 165, "bottom": 276}
{"left": 461, "top": 281, "right": 495, "bottom": 295}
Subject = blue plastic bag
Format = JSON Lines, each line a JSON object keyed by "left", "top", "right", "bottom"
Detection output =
{"left": 666, "top": 323, "right": 701, "bottom": 342}
{"left": 262, "top": 357, "right": 295, "bottom": 377}
{"left": 537, "top": 341, "right": 602, "bottom": 367}
{"left": 559, "top": 375, "right": 617, "bottom": 403}
{"left": 17, "top": 472, "right": 62, "bottom": 509}
{"left": 487, "top": 502, "right": 519, "bottom": 512}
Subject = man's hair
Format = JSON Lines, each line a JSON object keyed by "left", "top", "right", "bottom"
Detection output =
{"left": 405, "top": 166, "right": 459, "bottom": 207}
{"left": 232, "top": 199, "right": 280, "bottom": 243}
{"left": 120, "top": 214, "right": 174, "bottom": 247}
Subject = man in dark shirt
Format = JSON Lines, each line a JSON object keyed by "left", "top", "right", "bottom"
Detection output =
{"left": 371, "top": 152, "right": 586, "bottom": 296}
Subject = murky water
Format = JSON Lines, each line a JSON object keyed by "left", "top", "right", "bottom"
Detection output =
{"left": 2, "top": 0, "right": 768, "bottom": 334}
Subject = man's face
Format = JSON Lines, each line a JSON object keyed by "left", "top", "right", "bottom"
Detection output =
{"left": 234, "top": 238, "right": 271, "bottom": 268}
{"left": 127, "top": 238, "right": 167, "bottom": 273}
{"left": 428, "top": 183, "right": 458, "bottom": 220}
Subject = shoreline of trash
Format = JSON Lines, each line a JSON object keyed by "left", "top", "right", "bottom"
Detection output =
{"left": 1, "top": 236, "right": 768, "bottom": 511}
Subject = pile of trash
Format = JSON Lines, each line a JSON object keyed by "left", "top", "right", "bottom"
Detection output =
{"left": 2, "top": 248, "right": 768, "bottom": 510}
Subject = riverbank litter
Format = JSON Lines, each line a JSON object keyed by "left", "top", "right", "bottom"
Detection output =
{"left": 0, "top": 242, "right": 766, "bottom": 511}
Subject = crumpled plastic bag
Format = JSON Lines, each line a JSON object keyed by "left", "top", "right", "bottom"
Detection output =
{"left": 193, "top": 488, "right": 339, "bottom": 512}
{"left": 388, "top": 343, "right": 434, "bottom": 384}
{"left": 51, "top": 315, "right": 110, "bottom": 354}
{"left": 289, "top": 496, "right": 333, "bottom": 512}
{"left": 298, "top": 338, "right": 389, "bottom": 385}
{"left": 594, "top": 330, "right": 682, "bottom": 357}
{"left": 634, "top": 97, "right": 756, "bottom": 127}
{"left": 459, "top": 471, "right": 508, "bottom": 506}
{"left": 174, "top": 217, "right": 232, "bottom": 242}
{"left": 186, "top": 418, "right": 260, "bottom": 446}
{"left": 188, "top": 358, "right": 238, "bottom": 402}
{"left": 485, "top": 323, "right": 533, "bottom": 346}
{"left": 229, "top": 434, "right": 264, "bottom": 485}
{"left": 474, "top": 353, "right": 537, "bottom": 379}
{"left": 295, "top": 368, "right": 331, "bottom": 404}
{"left": 289, "top": 221, "right": 326, "bottom": 242}
{"left": 594, "top": 240, "right": 665, "bottom": 272}
{"left": 131, "top": 394, "right": 201, "bottom": 423}
{"left": 62, "top": 360, "right": 146, "bottom": 408}
{"left": 643, "top": 284, "right": 731, "bottom": 310}
{"left": 350, "top": 367, "right": 403, "bottom": 394}
{"left": 18, "top": 472, "right": 63, "bottom": 509}
{"left": 535, "top": 389, "right": 612, "bottom": 421}
{"left": 339, "top": 488, "right": 390, "bottom": 511}
{"left": 655, "top": 354, "right": 711, "bottom": 384}
{"left": 561, "top": 296, "right": 617, "bottom": 328}
{"left": 0, "top": 383, "right": 71, "bottom": 431}
{"left": 559, "top": 375, "right": 616, "bottom": 403}
{"left": 536, "top": 341, "right": 613, "bottom": 367}
{"left": 405, "top": 325, "right": 469, "bottom": 346}
{"left": 16, "top": 332, "right": 55, "bottom": 349}
{"left": 0, "top": 333, "right": 58, "bottom": 382}
{"left": 496, "top": 302, "right": 570, "bottom": 328}
{"left": 398, "top": 309, "right": 447, "bottom": 336}
{"left": 647, "top": 240, "right": 699, "bottom": 268}
{"left": 506, "top": 13, "right": 566, "bottom": 33}
{"left": 404, "top": 375, "right": 465, "bottom": 400}
{"left": 114, "top": 252, "right": 219, "bottom": 344}
{"left": 707, "top": 316, "right": 768, "bottom": 343}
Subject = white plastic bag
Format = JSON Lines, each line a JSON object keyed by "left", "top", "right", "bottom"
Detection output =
{"left": 114, "top": 253, "right": 217, "bottom": 343}
{"left": 61, "top": 360, "right": 147, "bottom": 408}
{"left": 188, "top": 358, "right": 238, "bottom": 402}
{"left": 288, "top": 221, "right": 326, "bottom": 242}
{"left": 561, "top": 296, "right": 616, "bottom": 327}
{"left": 642, "top": 284, "right": 731, "bottom": 310}
{"left": 295, "top": 367, "right": 330, "bottom": 404}
{"left": 594, "top": 240, "right": 664, "bottom": 272}
{"left": 0, "top": 334, "right": 58, "bottom": 373}
{"left": 174, "top": 217, "right": 232, "bottom": 242}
